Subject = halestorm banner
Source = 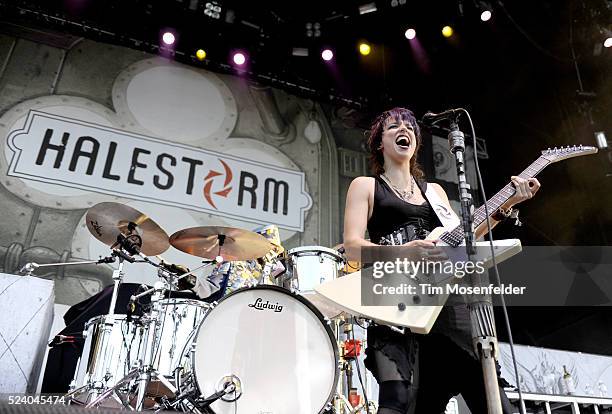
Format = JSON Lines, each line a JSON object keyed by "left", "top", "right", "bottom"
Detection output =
{"left": 7, "top": 110, "right": 312, "bottom": 231}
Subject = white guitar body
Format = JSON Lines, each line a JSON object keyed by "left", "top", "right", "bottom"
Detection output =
{"left": 315, "top": 146, "right": 598, "bottom": 333}
{"left": 314, "top": 228, "right": 522, "bottom": 334}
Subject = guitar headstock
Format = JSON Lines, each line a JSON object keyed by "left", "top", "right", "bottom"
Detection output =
{"left": 541, "top": 145, "right": 598, "bottom": 163}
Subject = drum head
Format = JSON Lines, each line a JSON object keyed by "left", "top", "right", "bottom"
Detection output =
{"left": 192, "top": 286, "right": 338, "bottom": 414}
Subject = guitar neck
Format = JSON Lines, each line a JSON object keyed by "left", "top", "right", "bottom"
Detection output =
{"left": 440, "top": 155, "right": 551, "bottom": 246}
{"left": 473, "top": 156, "right": 550, "bottom": 228}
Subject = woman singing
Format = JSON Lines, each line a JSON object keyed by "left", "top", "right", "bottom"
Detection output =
{"left": 343, "top": 107, "right": 540, "bottom": 413}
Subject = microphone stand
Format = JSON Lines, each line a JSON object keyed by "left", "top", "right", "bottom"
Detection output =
{"left": 447, "top": 116, "right": 502, "bottom": 414}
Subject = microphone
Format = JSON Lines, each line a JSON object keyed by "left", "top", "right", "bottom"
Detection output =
{"left": 421, "top": 108, "right": 461, "bottom": 125}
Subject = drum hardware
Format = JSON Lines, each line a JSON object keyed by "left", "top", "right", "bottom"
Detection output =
{"left": 64, "top": 313, "right": 146, "bottom": 406}
{"left": 19, "top": 254, "right": 116, "bottom": 276}
{"left": 83, "top": 282, "right": 173, "bottom": 410}
{"left": 329, "top": 317, "right": 377, "bottom": 414}
{"left": 100, "top": 260, "right": 218, "bottom": 410}
{"left": 129, "top": 259, "right": 219, "bottom": 305}
{"left": 333, "top": 243, "right": 362, "bottom": 274}
{"left": 49, "top": 201, "right": 349, "bottom": 411}
{"left": 82, "top": 257, "right": 220, "bottom": 410}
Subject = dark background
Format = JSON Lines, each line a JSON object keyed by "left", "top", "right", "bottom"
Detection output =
{"left": 0, "top": 0, "right": 611, "bottom": 355}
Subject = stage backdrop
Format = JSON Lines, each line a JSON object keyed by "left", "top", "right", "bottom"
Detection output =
{"left": 0, "top": 33, "right": 344, "bottom": 305}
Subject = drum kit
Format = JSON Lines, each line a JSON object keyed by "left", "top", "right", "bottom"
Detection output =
{"left": 36, "top": 202, "right": 372, "bottom": 413}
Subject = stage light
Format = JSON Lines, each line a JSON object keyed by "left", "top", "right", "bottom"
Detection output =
{"left": 359, "top": 2, "right": 377, "bottom": 15}
{"left": 306, "top": 22, "right": 321, "bottom": 38}
{"left": 593, "top": 28, "right": 611, "bottom": 55}
{"left": 204, "top": 1, "right": 222, "bottom": 19}
{"left": 196, "top": 49, "right": 207, "bottom": 60}
{"left": 292, "top": 47, "right": 309, "bottom": 57}
{"left": 479, "top": 1, "right": 493, "bottom": 21}
{"left": 442, "top": 25, "right": 454, "bottom": 38}
{"left": 162, "top": 32, "right": 175, "bottom": 46}
{"left": 321, "top": 49, "right": 334, "bottom": 61}
{"left": 233, "top": 52, "right": 246, "bottom": 65}
{"left": 595, "top": 131, "right": 608, "bottom": 149}
{"left": 405, "top": 28, "right": 416, "bottom": 40}
{"left": 359, "top": 43, "right": 371, "bottom": 56}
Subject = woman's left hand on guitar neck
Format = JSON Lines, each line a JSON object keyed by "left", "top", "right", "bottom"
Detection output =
{"left": 502, "top": 176, "right": 541, "bottom": 210}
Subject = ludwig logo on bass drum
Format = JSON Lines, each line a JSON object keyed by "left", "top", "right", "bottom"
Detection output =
{"left": 248, "top": 297, "right": 283, "bottom": 313}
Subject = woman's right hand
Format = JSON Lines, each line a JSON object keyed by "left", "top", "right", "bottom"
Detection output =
{"left": 403, "top": 239, "right": 447, "bottom": 262}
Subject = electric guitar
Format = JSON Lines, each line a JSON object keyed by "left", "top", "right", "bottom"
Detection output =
{"left": 315, "top": 145, "right": 599, "bottom": 333}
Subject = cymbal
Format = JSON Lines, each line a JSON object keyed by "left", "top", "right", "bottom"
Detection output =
{"left": 169, "top": 226, "right": 274, "bottom": 261}
{"left": 86, "top": 202, "right": 170, "bottom": 256}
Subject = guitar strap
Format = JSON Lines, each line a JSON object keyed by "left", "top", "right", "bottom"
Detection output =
{"left": 419, "top": 180, "right": 461, "bottom": 229}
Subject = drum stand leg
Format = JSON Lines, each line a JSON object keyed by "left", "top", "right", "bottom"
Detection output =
{"left": 85, "top": 368, "right": 140, "bottom": 408}
{"left": 134, "top": 287, "right": 167, "bottom": 410}
{"left": 63, "top": 384, "right": 91, "bottom": 405}
{"left": 84, "top": 367, "right": 180, "bottom": 409}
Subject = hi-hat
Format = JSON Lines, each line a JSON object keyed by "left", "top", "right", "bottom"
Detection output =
{"left": 86, "top": 202, "right": 169, "bottom": 256}
{"left": 169, "top": 226, "right": 274, "bottom": 261}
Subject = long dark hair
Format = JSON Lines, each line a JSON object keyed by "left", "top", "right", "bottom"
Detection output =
{"left": 366, "top": 107, "right": 424, "bottom": 178}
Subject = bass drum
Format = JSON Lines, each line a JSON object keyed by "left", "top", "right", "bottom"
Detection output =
{"left": 188, "top": 286, "right": 338, "bottom": 414}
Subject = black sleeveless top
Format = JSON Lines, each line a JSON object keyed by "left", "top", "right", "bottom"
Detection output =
{"left": 365, "top": 175, "right": 474, "bottom": 360}
{"left": 367, "top": 176, "right": 441, "bottom": 244}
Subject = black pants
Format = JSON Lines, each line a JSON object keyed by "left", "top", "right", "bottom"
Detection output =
{"left": 365, "top": 326, "right": 513, "bottom": 414}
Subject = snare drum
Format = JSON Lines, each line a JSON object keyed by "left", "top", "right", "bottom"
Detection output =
{"left": 71, "top": 314, "right": 144, "bottom": 402}
{"left": 184, "top": 286, "right": 339, "bottom": 414}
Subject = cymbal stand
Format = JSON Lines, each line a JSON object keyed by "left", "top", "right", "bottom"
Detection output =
{"left": 19, "top": 255, "right": 116, "bottom": 276}
{"left": 334, "top": 320, "right": 357, "bottom": 414}
{"left": 65, "top": 250, "right": 148, "bottom": 405}
{"left": 107, "top": 251, "right": 132, "bottom": 316}
{"left": 333, "top": 318, "right": 377, "bottom": 414}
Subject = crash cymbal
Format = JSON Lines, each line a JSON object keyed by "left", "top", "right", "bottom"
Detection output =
{"left": 86, "top": 202, "right": 170, "bottom": 256}
{"left": 169, "top": 226, "right": 274, "bottom": 261}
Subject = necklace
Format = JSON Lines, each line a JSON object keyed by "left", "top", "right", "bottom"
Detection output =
{"left": 382, "top": 173, "right": 415, "bottom": 202}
